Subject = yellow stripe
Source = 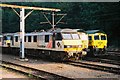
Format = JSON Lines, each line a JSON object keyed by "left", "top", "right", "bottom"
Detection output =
{"left": 64, "top": 48, "right": 82, "bottom": 52}
{"left": 62, "top": 40, "right": 82, "bottom": 45}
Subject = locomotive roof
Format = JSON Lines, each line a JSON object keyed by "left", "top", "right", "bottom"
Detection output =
{"left": 53, "top": 28, "right": 78, "bottom": 33}
{"left": 86, "top": 30, "right": 105, "bottom": 34}
{"left": 3, "top": 33, "right": 14, "bottom": 35}
{"left": 74, "top": 29, "right": 86, "bottom": 33}
{"left": 14, "top": 32, "right": 52, "bottom": 36}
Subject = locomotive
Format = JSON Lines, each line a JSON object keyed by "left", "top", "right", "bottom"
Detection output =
{"left": 1, "top": 28, "right": 88, "bottom": 61}
{"left": 86, "top": 30, "right": 107, "bottom": 56}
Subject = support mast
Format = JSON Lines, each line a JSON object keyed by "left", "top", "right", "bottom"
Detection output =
{"left": 20, "top": 8, "right": 25, "bottom": 59}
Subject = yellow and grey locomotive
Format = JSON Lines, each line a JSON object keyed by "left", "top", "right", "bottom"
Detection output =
{"left": 1, "top": 28, "right": 88, "bottom": 61}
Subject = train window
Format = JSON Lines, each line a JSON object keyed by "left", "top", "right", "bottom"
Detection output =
{"left": 62, "top": 33, "right": 72, "bottom": 39}
{"left": 45, "top": 35, "right": 49, "bottom": 42}
{"left": 81, "top": 34, "right": 88, "bottom": 40}
{"left": 94, "top": 35, "right": 99, "bottom": 40}
{"left": 3, "top": 36, "right": 7, "bottom": 40}
{"left": 28, "top": 36, "right": 31, "bottom": 42}
{"left": 24, "top": 36, "right": 26, "bottom": 42}
{"left": 15, "top": 36, "right": 18, "bottom": 42}
{"left": 88, "top": 36, "right": 92, "bottom": 40}
{"left": 71, "top": 34, "right": 79, "bottom": 39}
{"left": 33, "top": 36, "right": 37, "bottom": 42}
{"left": 11, "top": 36, "right": 13, "bottom": 40}
{"left": 101, "top": 35, "right": 106, "bottom": 40}
{"left": 55, "top": 33, "right": 62, "bottom": 40}
{"left": 6, "top": 36, "right": 11, "bottom": 40}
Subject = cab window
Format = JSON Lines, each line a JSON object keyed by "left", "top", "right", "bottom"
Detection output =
{"left": 71, "top": 34, "right": 79, "bottom": 39}
{"left": 101, "top": 35, "right": 106, "bottom": 40}
{"left": 62, "top": 33, "right": 72, "bottom": 39}
{"left": 7, "top": 36, "right": 11, "bottom": 40}
{"left": 88, "top": 36, "right": 92, "bottom": 40}
{"left": 55, "top": 33, "right": 62, "bottom": 40}
{"left": 94, "top": 35, "right": 99, "bottom": 40}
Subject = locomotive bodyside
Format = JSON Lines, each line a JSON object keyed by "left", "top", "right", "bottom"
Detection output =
{"left": 77, "top": 30, "right": 89, "bottom": 53}
{"left": 13, "top": 32, "right": 53, "bottom": 48}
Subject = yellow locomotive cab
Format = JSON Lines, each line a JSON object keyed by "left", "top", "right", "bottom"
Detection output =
{"left": 89, "top": 33, "right": 107, "bottom": 48}
{"left": 86, "top": 30, "right": 107, "bottom": 55}
{"left": 3, "top": 34, "right": 13, "bottom": 47}
{"left": 57, "top": 29, "right": 88, "bottom": 60}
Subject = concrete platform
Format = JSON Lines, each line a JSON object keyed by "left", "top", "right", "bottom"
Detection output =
{"left": 1, "top": 53, "right": 120, "bottom": 79}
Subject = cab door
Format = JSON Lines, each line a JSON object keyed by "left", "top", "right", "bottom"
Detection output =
{"left": 55, "top": 33, "right": 63, "bottom": 49}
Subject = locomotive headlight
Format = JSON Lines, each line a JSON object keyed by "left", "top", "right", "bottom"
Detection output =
{"left": 64, "top": 45, "right": 71, "bottom": 48}
{"left": 78, "top": 45, "right": 82, "bottom": 48}
{"left": 67, "top": 46, "right": 70, "bottom": 48}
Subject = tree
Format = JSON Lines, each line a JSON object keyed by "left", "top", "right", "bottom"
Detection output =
{"left": 1, "top": 2, "right": 120, "bottom": 47}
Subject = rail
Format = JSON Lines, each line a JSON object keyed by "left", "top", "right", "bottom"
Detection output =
{"left": 0, "top": 60, "right": 73, "bottom": 80}
{"left": 65, "top": 61, "right": 120, "bottom": 75}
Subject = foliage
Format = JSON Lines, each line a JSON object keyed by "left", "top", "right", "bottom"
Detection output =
{"left": 1, "top": 2, "right": 120, "bottom": 47}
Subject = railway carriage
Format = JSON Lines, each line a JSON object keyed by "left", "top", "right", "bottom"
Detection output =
{"left": 86, "top": 30, "right": 107, "bottom": 56}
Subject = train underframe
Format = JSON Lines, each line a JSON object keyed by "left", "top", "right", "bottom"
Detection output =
{"left": 66, "top": 50, "right": 87, "bottom": 60}
{"left": 88, "top": 46, "right": 107, "bottom": 56}
{"left": 2, "top": 47, "right": 86, "bottom": 61}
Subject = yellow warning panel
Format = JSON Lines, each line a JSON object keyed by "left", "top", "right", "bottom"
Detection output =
{"left": 62, "top": 40, "right": 82, "bottom": 45}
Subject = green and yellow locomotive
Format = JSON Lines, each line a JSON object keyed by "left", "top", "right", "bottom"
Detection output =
{"left": 86, "top": 30, "right": 107, "bottom": 56}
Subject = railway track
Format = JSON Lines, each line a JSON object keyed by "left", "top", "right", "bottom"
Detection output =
{"left": 107, "top": 50, "right": 120, "bottom": 52}
{"left": 98, "top": 51, "right": 120, "bottom": 61}
{"left": 86, "top": 51, "right": 120, "bottom": 62}
{"left": 65, "top": 60, "right": 120, "bottom": 75}
{"left": 83, "top": 57, "right": 120, "bottom": 66}
{"left": 107, "top": 51, "right": 120, "bottom": 56}
{"left": 0, "top": 60, "right": 73, "bottom": 80}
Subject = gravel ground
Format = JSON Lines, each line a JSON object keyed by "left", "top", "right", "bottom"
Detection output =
{"left": 0, "top": 67, "right": 28, "bottom": 78}
{"left": 1, "top": 54, "right": 120, "bottom": 79}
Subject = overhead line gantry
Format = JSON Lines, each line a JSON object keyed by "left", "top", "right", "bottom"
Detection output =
{"left": 0, "top": 3, "right": 61, "bottom": 60}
